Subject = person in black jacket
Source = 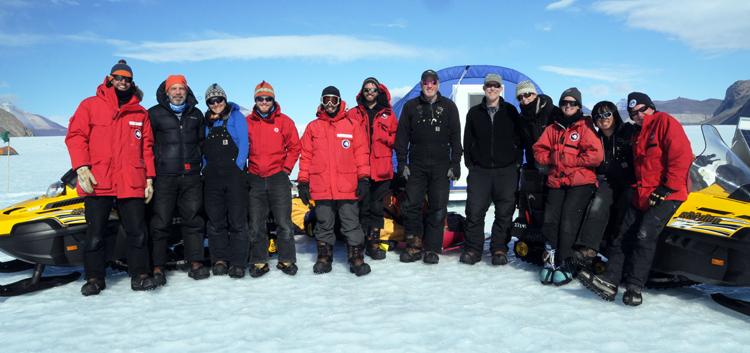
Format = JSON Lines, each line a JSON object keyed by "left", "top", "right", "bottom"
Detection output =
{"left": 460, "top": 74, "right": 523, "bottom": 266}
{"left": 148, "top": 75, "right": 207, "bottom": 285}
{"left": 517, "top": 80, "right": 555, "bottom": 169}
{"left": 574, "top": 101, "right": 638, "bottom": 267}
{"left": 394, "top": 69, "right": 462, "bottom": 265}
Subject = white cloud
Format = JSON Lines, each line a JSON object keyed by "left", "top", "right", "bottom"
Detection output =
{"left": 0, "top": 32, "right": 44, "bottom": 46}
{"left": 593, "top": 0, "right": 750, "bottom": 52}
{"left": 371, "top": 19, "right": 408, "bottom": 29}
{"left": 546, "top": 0, "right": 576, "bottom": 10}
{"left": 61, "top": 32, "right": 133, "bottom": 47}
{"left": 539, "top": 65, "right": 647, "bottom": 82}
{"left": 535, "top": 23, "right": 553, "bottom": 32}
{"left": 116, "top": 35, "right": 428, "bottom": 63}
{"left": 388, "top": 85, "right": 415, "bottom": 102}
{"left": 0, "top": 81, "right": 9, "bottom": 89}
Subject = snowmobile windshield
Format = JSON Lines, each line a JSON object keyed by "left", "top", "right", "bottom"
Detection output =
{"left": 691, "top": 125, "right": 750, "bottom": 201}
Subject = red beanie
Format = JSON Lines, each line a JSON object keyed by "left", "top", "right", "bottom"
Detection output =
{"left": 165, "top": 75, "right": 187, "bottom": 91}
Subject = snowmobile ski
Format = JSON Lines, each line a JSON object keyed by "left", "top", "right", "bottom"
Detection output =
{"left": 711, "top": 293, "right": 750, "bottom": 316}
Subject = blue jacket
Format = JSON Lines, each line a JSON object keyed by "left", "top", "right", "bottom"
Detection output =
{"left": 203, "top": 102, "right": 249, "bottom": 170}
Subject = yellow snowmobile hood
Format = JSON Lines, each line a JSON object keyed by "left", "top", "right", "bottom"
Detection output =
{"left": 0, "top": 185, "right": 85, "bottom": 236}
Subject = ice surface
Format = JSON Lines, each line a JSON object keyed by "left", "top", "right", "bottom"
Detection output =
{"left": 0, "top": 127, "right": 748, "bottom": 353}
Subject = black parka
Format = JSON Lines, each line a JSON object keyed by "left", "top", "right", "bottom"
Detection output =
{"left": 463, "top": 96, "right": 523, "bottom": 169}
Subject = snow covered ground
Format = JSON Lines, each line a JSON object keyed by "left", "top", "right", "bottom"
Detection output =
{"left": 0, "top": 127, "right": 748, "bottom": 353}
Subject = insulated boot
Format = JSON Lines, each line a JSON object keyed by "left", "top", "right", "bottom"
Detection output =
{"left": 212, "top": 261, "right": 228, "bottom": 276}
{"left": 423, "top": 251, "right": 439, "bottom": 264}
{"left": 577, "top": 268, "right": 618, "bottom": 301}
{"left": 188, "top": 263, "right": 210, "bottom": 280}
{"left": 552, "top": 260, "right": 574, "bottom": 286}
{"left": 228, "top": 265, "right": 246, "bottom": 279}
{"left": 152, "top": 270, "right": 167, "bottom": 287}
{"left": 348, "top": 244, "right": 371, "bottom": 276}
{"left": 491, "top": 250, "right": 509, "bottom": 266}
{"left": 365, "top": 228, "right": 386, "bottom": 260}
{"left": 81, "top": 278, "right": 106, "bottom": 296}
{"left": 539, "top": 248, "right": 556, "bottom": 285}
{"left": 623, "top": 286, "right": 643, "bottom": 306}
{"left": 459, "top": 249, "right": 481, "bottom": 265}
{"left": 276, "top": 262, "right": 298, "bottom": 276}
{"left": 399, "top": 234, "right": 424, "bottom": 263}
{"left": 313, "top": 241, "right": 333, "bottom": 274}
{"left": 249, "top": 263, "right": 270, "bottom": 278}
{"left": 131, "top": 274, "right": 157, "bottom": 291}
{"left": 573, "top": 247, "right": 597, "bottom": 273}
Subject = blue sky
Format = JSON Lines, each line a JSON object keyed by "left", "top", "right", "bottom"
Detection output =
{"left": 0, "top": 0, "right": 749, "bottom": 127}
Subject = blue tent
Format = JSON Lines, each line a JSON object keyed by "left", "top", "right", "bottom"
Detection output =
{"left": 392, "top": 65, "right": 544, "bottom": 118}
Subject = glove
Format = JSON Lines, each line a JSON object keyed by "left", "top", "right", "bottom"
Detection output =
{"left": 356, "top": 178, "right": 370, "bottom": 201}
{"left": 397, "top": 165, "right": 410, "bottom": 181}
{"left": 447, "top": 164, "right": 460, "bottom": 181}
{"left": 144, "top": 178, "right": 154, "bottom": 204}
{"left": 648, "top": 185, "right": 673, "bottom": 207}
{"left": 298, "top": 182, "right": 311, "bottom": 205}
{"left": 76, "top": 166, "right": 97, "bottom": 193}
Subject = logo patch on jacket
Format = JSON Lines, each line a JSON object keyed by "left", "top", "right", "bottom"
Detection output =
{"left": 134, "top": 129, "right": 142, "bottom": 140}
{"left": 274, "top": 127, "right": 279, "bottom": 133}
{"left": 222, "top": 139, "right": 228, "bottom": 145}
{"left": 628, "top": 99, "right": 637, "bottom": 108}
{"left": 570, "top": 132, "right": 580, "bottom": 141}
{"left": 342, "top": 139, "right": 351, "bottom": 149}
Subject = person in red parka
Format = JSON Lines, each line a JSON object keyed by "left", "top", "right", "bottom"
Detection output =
{"left": 533, "top": 87, "right": 603, "bottom": 286}
{"left": 65, "top": 60, "right": 157, "bottom": 295}
{"left": 346, "top": 77, "right": 398, "bottom": 260}
{"left": 246, "top": 81, "right": 301, "bottom": 277}
{"left": 579, "top": 92, "right": 693, "bottom": 307}
{"left": 298, "top": 86, "right": 371, "bottom": 276}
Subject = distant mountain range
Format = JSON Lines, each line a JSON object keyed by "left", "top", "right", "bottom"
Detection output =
{"left": 0, "top": 99, "right": 67, "bottom": 137}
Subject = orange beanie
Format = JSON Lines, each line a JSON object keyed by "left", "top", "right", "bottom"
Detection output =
{"left": 254, "top": 81, "right": 275, "bottom": 98}
{"left": 165, "top": 75, "right": 187, "bottom": 91}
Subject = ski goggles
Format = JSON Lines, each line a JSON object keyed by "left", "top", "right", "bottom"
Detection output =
{"left": 255, "top": 96, "right": 274, "bottom": 103}
{"left": 321, "top": 95, "right": 340, "bottom": 106}
{"left": 594, "top": 111, "right": 613, "bottom": 120}
{"left": 207, "top": 97, "right": 225, "bottom": 106}
{"left": 111, "top": 75, "right": 132, "bottom": 83}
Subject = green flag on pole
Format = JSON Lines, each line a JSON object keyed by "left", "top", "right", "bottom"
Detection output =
{"left": 0, "top": 131, "right": 9, "bottom": 143}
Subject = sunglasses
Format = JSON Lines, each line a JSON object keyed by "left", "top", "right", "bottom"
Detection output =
{"left": 421, "top": 80, "right": 437, "bottom": 86}
{"left": 594, "top": 111, "right": 613, "bottom": 120}
{"left": 560, "top": 100, "right": 579, "bottom": 107}
{"left": 321, "top": 95, "right": 340, "bottom": 106}
{"left": 517, "top": 92, "right": 535, "bottom": 100}
{"left": 628, "top": 105, "right": 649, "bottom": 117}
{"left": 255, "top": 96, "right": 274, "bottom": 103}
{"left": 111, "top": 75, "right": 132, "bottom": 83}
{"left": 484, "top": 83, "right": 501, "bottom": 89}
{"left": 363, "top": 88, "right": 379, "bottom": 94}
{"left": 207, "top": 97, "right": 225, "bottom": 106}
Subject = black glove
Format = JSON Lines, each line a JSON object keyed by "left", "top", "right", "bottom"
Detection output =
{"left": 356, "top": 178, "right": 369, "bottom": 201}
{"left": 648, "top": 185, "right": 673, "bottom": 207}
{"left": 298, "top": 182, "right": 311, "bottom": 205}
{"left": 397, "top": 165, "right": 410, "bottom": 181}
{"left": 694, "top": 154, "right": 718, "bottom": 167}
{"left": 447, "top": 164, "right": 460, "bottom": 181}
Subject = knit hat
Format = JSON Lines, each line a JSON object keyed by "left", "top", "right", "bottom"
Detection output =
{"left": 254, "top": 81, "right": 275, "bottom": 98}
{"left": 165, "top": 75, "right": 187, "bottom": 91}
{"left": 515, "top": 80, "right": 537, "bottom": 97}
{"left": 421, "top": 69, "right": 439, "bottom": 82}
{"left": 204, "top": 83, "right": 226, "bottom": 102}
{"left": 627, "top": 92, "right": 655, "bottom": 110}
{"left": 559, "top": 87, "right": 582, "bottom": 106}
{"left": 321, "top": 86, "right": 340, "bottom": 97}
{"left": 110, "top": 59, "right": 132, "bottom": 78}
{"left": 362, "top": 77, "right": 380, "bottom": 89}
{"left": 484, "top": 73, "right": 502, "bottom": 86}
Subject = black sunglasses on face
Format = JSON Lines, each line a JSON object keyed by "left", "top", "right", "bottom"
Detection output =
{"left": 484, "top": 83, "right": 501, "bottom": 89}
{"left": 595, "top": 111, "right": 613, "bottom": 120}
{"left": 207, "top": 97, "right": 225, "bottom": 106}
{"left": 628, "top": 105, "right": 648, "bottom": 117}
{"left": 363, "top": 88, "right": 379, "bottom": 94}
{"left": 561, "top": 100, "right": 578, "bottom": 107}
{"left": 112, "top": 75, "right": 132, "bottom": 83}
{"left": 517, "top": 92, "right": 534, "bottom": 100}
{"left": 255, "top": 96, "right": 274, "bottom": 103}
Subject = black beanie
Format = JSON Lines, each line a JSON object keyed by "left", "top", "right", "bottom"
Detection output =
{"left": 559, "top": 87, "right": 582, "bottom": 107}
{"left": 110, "top": 59, "right": 133, "bottom": 78}
{"left": 627, "top": 92, "right": 655, "bottom": 110}
{"left": 362, "top": 77, "right": 380, "bottom": 89}
{"left": 322, "top": 86, "right": 340, "bottom": 97}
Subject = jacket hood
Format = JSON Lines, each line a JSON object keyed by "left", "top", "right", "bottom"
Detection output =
{"left": 155, "top": 80, "right": 199, "bottom": 110}
{"left": 96, "top": 76, "right": 144, "bottom": 110}
{"left": 355, "top": 83, "right": 392, "bottom": 111}
{"left": 316, "top": 100, "right": 348, "bottom": 122}
{"left": 250, "top": 101, "right": 283, "bottom": 122}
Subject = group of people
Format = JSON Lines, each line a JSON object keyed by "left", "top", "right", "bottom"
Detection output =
{"left": 66, "top": 60, "right": 693, "bottom": 307}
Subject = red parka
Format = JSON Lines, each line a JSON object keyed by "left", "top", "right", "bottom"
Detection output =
{"left": 246, "top": 102, "right": 301, "bottom": 177}
{"left": 65, "top": 78, "right": 155, "bottom": 198}
{"left": 298, "top": 101, "right": 370, "bottom": 201}
{"left": 632, "top": 111, "right": 693, "bottom": 210}
{"left": 346, "top": 83, "right": 398, "bottom": 181}
{"left": 533, "top": 117, "right": 603, "bottom": 188}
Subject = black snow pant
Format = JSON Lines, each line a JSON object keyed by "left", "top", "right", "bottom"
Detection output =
{"left": 84, "top": 196, "right": 149, "bottom": 279}
{"left": 150, "top": 174, "right": 205, "bottom": 267}
{"left": 402, "top": 162, "right": 451, "bottom": 253}
{"left": 314, "top": 200, "right": 364, "bottom": 246}
{"left": 358, "top": 179, "right": 391, "bottom": 231}
{"left": 542, "top": 184, "right": 596, "bottom": 266}
{"left": 464, "top": 164, "right": 519, "bottom": 254}
{"left": 248, "top": 171, "right": 296, "bottom": 264}
{"left": 576, "top": 178, "right": 633, "bottom": 253}
{"left": 204, "top": 168, "right": 249, "bottom": 266}
{"left": 603, "top": 200, "right": 681, "bottom": 290}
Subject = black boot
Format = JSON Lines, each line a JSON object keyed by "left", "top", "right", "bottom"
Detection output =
{"left": 423, "top": 251, "right": 439, "bottom": 264}
{"left": 399, "top": 234, "right": 424, "bottom": 263}
{"left": 459, "top": 249, "right": 481, "bottom": 265}
{"left": 188, "top": 263, "right": 210, "bottom": 280}
{"left": 152, "top": 270, "right": 167, "bottom": 287}
{"left": 228, "top": 265, "right": 246, "bottom": 279}
{"left": 577, "top": 268, "right": 618, "bottom": 301}
{"left": 365, "top": 228, "right": 386, "bottom": 260}
{"left": 348, "top": 244, "right": 371, "bottom": 276}
{"left": 623, "top": 286, "right": 643, "bottom": 306}
{"left": 131, "top": 274, "right": 157, "bottom": 291}
{"left": 212, "top": 261, "right": 228, "bottom": 276}
{"left": 249, "top": 263, "right": 270, "bottom": 278}
{"left": 81, "top": 278, "right": 106, "bottom": 296}
{"left": 276, "top": 262, "right": 298, "bottom": 276}
{"left": 491, "top": 250, "right": 509, "bottom": 266}
{"left": 313, "top": 241, "right": 333, "bottom": 274}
